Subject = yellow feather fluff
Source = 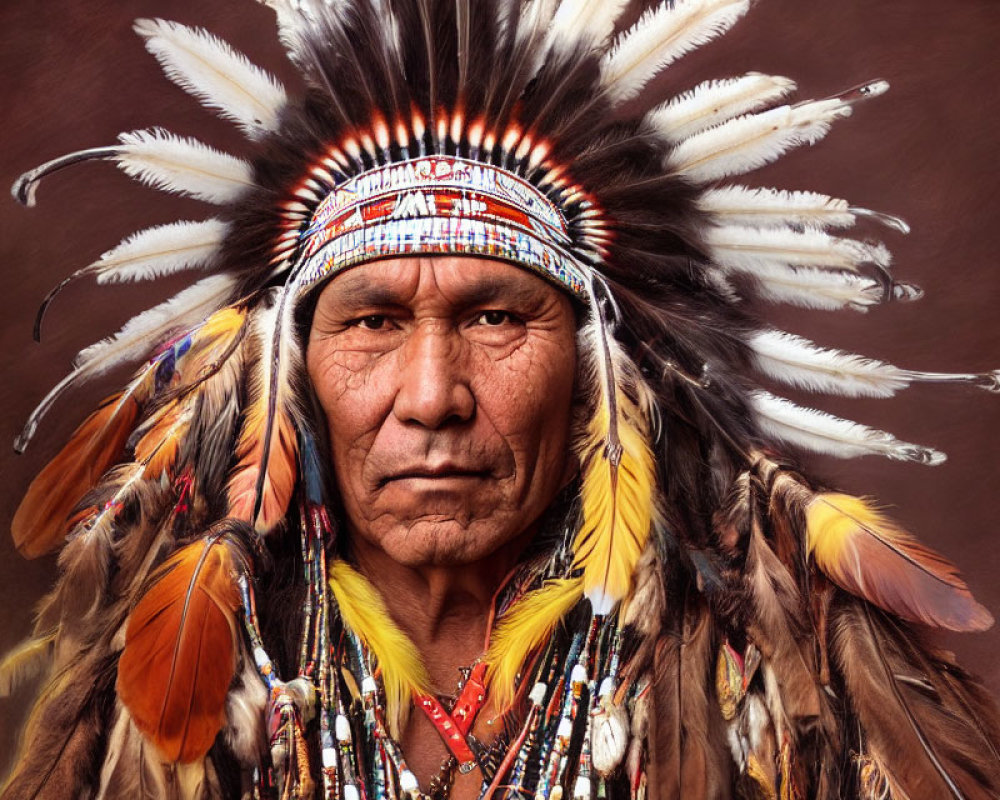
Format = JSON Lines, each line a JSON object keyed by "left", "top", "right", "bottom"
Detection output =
{"left": 806, "top": 493, "right": 992, "bottom": 631}
{"left": 0, "top": 631, "right": 56, "bottom": 697}
{"left": 484, "top": 577, "right": 583, "bottom": 712}
{"left": 574, "top": 366, "right": 656, "bottom": 614}
{"left": 328, "top": 560, "right": 430, "bottom": 736}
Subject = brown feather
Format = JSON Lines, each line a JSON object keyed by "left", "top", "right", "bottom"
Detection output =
{"left": 117, "top": 536, "right": 242, "bottom": 763}
{"left": 12, "top": 391, "right": 141, "bottom": 558}
{"left": 744, "top": 520, "right": 822, "bottom": 726}
{"left": 806, "top": 493, "right": 992, "bottom": 632}
{"left": 1, "top": 650, "right": 117, "bottom": 800}
{"left": 832, "top": 599, "right": 1000, "bottom": 800}
{"left": 647, "top": 595, "right": 733, "bottom": 800}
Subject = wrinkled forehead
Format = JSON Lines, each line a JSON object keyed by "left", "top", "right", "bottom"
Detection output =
{"left": 310, "top": 254, "right": 581, "bottom": 319}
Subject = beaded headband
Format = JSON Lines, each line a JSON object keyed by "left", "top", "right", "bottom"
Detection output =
{"left": 297, "top": 155, "right": 590, "bottom": 296}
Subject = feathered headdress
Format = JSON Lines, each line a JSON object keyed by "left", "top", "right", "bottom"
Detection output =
{"left": 4, "top": 1, "right": 1000, "bottom": 798}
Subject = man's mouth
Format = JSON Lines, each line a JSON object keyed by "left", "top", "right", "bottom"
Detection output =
{"left": 380, "top": 464, "right": 491, "bottom": 486}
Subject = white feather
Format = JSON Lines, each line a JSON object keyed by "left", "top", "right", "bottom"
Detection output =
{"left": 116, "top": 129, "right": 255, "bottom": 204}
{"left": 17, "top": 274, "right": 236, "bottom": 452}
{"left": 223, "top": 652, "right": 268, "bottom": 765}
{"left": 602, "top": 0, "right": 749, "bottom": 106}
{"left": 700, "top": 186, "right": 855, "bottom": 230}
{"left": 648, "top": 73, "right": 796, "bottom": 144}
{"left": 749, "top": 330, "right": 909, "bottom": 398}
{"left": 75, "top": 274, "right": 236, "bottom": 375}
{"left": 752, "top": 331, "right": 1000, "bottom": 397}
{"left": 134, "top": 18, "right": 287, "bottom": 138}
{"left": 90, "top": 219, "right": 228, "bottom": 284}
{"left": 705, "top": 225, "right": 891, "bottom": 274}
{"left": 667, "top": 88, "right": 884, "bottom": 183}
{"left": 751, "top": 390, "right": 946, "bottom": 465}
{"left": 545, "top": 0, "right": 629, "bottom": 53}
{"left": 720, "top": 263, "right": 890, "bottom": 311}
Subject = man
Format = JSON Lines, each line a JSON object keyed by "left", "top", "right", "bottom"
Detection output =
{"left": 3, "top": 1, "right": 1000, "bottom": 798}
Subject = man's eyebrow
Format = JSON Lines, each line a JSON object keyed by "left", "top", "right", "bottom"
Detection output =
{"left": 325, "top": 280, "right": 400, "bottom": 308}
{"left": 447, "top": 275, "right": 548, "bottom": 308}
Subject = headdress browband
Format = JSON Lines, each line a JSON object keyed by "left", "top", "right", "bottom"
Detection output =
{"left": 298, "top": 155, "right": 590, "bottom": 297}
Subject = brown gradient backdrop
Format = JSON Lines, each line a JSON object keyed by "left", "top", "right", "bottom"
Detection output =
{"left": 1, "top": 0, "right": 998, "bottom": 774}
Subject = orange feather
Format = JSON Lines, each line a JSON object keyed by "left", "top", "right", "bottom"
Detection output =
{"left": 806, "top": 493, "right": 993, "bottom": 632}
{"left": 226, "top": 297, "right": 299, "bottom": 533}
{"left": 116, "top": 537, "right": 242, "bottom": 763}
{"left": 12, "top": 391, "right": 140, "bottom": 558}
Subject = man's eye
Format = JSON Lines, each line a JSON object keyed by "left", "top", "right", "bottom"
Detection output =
{"left": 353, "top": 315, "right": 388, "bottom": 330}
{"left": 475, "top": 310, "right": 516, "bottom": 326}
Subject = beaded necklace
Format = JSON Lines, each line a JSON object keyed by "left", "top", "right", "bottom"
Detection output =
{"left": 239, "top": 471, "right": 644, "bottom": 799}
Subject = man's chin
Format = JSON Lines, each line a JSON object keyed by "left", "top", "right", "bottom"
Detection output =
{"left": 362, "top": 516, "right": 527, "bottom": 568}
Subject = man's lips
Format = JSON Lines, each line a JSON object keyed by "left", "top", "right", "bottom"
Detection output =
{"left": 379, "top": 465, "right": 491, "bottom": 486}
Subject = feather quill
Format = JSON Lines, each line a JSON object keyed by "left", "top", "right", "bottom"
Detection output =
{"left": 752, "top": 391, "right": 945, "bottom": 465}
{"left": 117, "top": 536, "right": 243, "bottom": 763}
{"left": 484, "top": 577, "right": 584, "bottom": 712}
{"left": 134, "top": 18, "right": 287, "bottom": 137}
{"left": 601, "top": 0, "right": 750, "bottom": 106}
{"left": 328, "top": 560, "right": 430, "bottom": 738}
{"left": 806, "top": 493, "right": 992, "bottom": 631}
{"left": 705, "top": 225, "right": 891, "bottom": 274}
{"left": 226, "top": 291, "right": 300, "bottom": 533}
{"left": 667, "top": 81, "right": 889, "bottom": 183}
{"left": 16, "top": 273, "right": 236, "bottom": 453}
{"left": 700, "top": 185, "right": 910, "bottom": 234}
{"left": 648, "top": 73, "right": 796, "bottom": 144}
{"left": 573, "top": 292, "right": 657, "bottom": 614}
{"left": 115, "top": 130, "right": 255, "bottom": 204}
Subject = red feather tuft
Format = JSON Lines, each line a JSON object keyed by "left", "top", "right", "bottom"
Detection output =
{"left": 116, "top": 536, "right": 242, "bottom": 763}
{"left": 12, "top": 391, "right": 140, "bottom": 558}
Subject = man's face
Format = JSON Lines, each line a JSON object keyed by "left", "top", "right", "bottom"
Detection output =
{"left": 307, "top": 256, "right": 578, "bottom": 567}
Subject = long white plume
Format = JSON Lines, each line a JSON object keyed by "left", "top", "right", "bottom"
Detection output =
{"left": 700, "top": 186, "right": 911, "bottom": 234}
{"left": 705, "top": 225, "right": 891, "bottom": 274}
{"left": 751, "top": 330, "right": 1000, "bottom": 397}
{"left": 751, "top": 391, "right": 946, "bottom": 465}
{"left": 74, "top": 274, "right": 236, "bottom": 376}
{"left": 723, "top": 263, "right": 919, "bottom": 312}
{"left": 16, "top": 274, "right": 237, "bottom": 453}
{"left": 134, "top": 18, "right": 287, "bottom": 138}
{"left": 749, "top": 331, "right": 909, "bottom": 398}
{"left": 602, "top": 0, "right": 750, "bottom": 106}
{"left": 116, "top": 130, "right": 256, "bottom": 204}
{"left": 648, "top": 73, "right": 796, "bottom": 144}
{"left": 667, "top": 81, "right": 889, "bottom": 183}
{"left": 91, "top": 219, "right": 228, "bottom": 284}
{"left": 544, "top": 0, "right": 629, "bottom": 53}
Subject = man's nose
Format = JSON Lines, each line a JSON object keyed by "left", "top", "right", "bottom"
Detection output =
{"left": 392, "top": 323, "right": 475, "bottom": 429}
